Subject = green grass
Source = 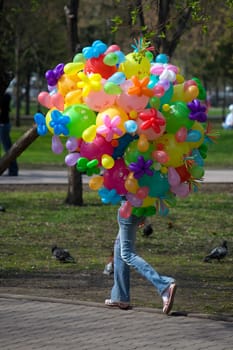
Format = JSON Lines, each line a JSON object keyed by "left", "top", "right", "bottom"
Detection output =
{"left": 0, "top": 187, "right": 232, "bottom": 315}
{"left": 8, "top": 121, "right": 233, "bottom": 169}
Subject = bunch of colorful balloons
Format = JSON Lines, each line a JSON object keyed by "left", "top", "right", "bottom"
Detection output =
{"left": 34, "top": 38, "right": 215, "bottom": 218}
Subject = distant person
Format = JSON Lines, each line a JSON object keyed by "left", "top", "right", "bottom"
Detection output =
{"left": 0, "top": 91, "right": 18, "bottom": 176}
{"left": 222, "top": 104, "right": 233, "bottom": 130}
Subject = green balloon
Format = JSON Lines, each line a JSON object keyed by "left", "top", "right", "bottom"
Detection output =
{"left": 65, "top": 104, "right": 96, "bottom": 138}
{"left": 163, "top": 101, "right": 194, "bottom": 133}
{"left": 123, "top": 139, "right": 154, "bottom": 166}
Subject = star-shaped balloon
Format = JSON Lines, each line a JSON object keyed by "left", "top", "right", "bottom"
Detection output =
{"left": 129, "top": 155, "right": 153, "bottom": 179}
{"left": 49, "top": 110, "right": 70, "bottom": 136}
{"left": 188, "top": 99, "right": 207, "bottom": 122}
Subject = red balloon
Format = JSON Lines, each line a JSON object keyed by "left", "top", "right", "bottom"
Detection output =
{"left": 84, "top": 54, "right": 117, "bottom": 79}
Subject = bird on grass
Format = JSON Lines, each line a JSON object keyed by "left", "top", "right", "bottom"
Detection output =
{"left": 142, "top": 223, "right": 154, "bottom": 237}
{"left": 51, "top": 245, "right": 76, "bottom": 263}
{"left": 204, "top": 240, "right": 228, "bottom": 262}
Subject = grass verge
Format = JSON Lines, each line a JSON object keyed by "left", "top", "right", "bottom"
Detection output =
{"left": 0, "top": 184, "right": 232, "bottom": 315}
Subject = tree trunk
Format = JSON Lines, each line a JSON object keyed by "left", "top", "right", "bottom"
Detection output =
{"left": 65, "top": 166, "right": 83, "bottom": 205}
{"left": 0, "top": 124, "right": 38, "bottom": 175}
{"left": 64, "top": 0, "right": 83, "bottom": 206}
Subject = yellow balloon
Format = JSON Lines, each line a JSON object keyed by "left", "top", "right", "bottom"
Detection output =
{"left": 101, "top": 154, "right": 115, "bottom": 169}
{"left": 57, "top": 74, "right": 79, "bottom": 97}
{"left": 64, "top": 62, "right": 84, "bottom": 75}
{"left": 119, "top": 53, "right": 150, "bottom": 79}
{"left": 125, "top": 174, "right": 139, "bottom": 193}
{"left": 45, "top": 108, "right": 56, "bottom": 135}
{"left": 141, "top": 196, "right": 155, "bottom": 207}
{"left": 89, "top": 176, "right": 103, "bottom": 190}
{"left": 155, "top": 134, "right": 190, "bottom": 168}
{"left": 65, "top": 90, "right": 82, "bottom": 107}
{"left": 184, "top": 85, "right": 199, "bottom": 102}
{"left": 82, "top": 125, "right": 97, "bottom": 142}
{"left": 96, "top": 105, "right": 128, "bottom": 139}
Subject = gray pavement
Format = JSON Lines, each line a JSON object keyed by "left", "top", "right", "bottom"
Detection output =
{"left": 0, "top": 168, "right": 232, "bottom": 185}
{"left": 0, "top": 169, "right": 233, "bottom": 349}
{"left": 0, "top": 294, "right": 232, "bottom": 350}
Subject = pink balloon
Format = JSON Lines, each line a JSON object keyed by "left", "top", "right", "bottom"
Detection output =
{"left": 105, "top": 44, "right": 121, "bottom": 54}
{"left": 119, "top": 201, "right": 132, "bottom": 218}
{"left": 150, "top": 64, "right": 164, "bottom": 75}
{"left": 80, "top": 135, "right": 113, "bottom": 162}
{"left": 38, "top": 91, "right": 53, "bottom": 109}
{"left": 168, "top": 167, "right": 181, "bottom": 186}
{"left": 51, "top": 93, "right": 64, "bottom": 111}
{"left": 153, "top": 85, "right": 165, "bottom": 97}
{"left": 116, "top": 80, "right": 149, "bottom": 113}
{"left": 152, "top": 150, "right": 169, "bottom": 164}
{"left": 84, "top": 85, "right": 116, "bottom": 112}
{"left": 171, "top": 183, "right": 190, "bottom": 198}
{"left": 175, "top": 127, "right": 187, "bottom": 142}
{"left": 65, "top": 152, "right": 80, "bottom": 166}
{"left": 136, "top": 187, "right": 149, "bottom": 199}
{"left": 51, "top": 135, "right": 63, "bottom": 154}
{"left": 103, "top": 158, "right": 129, "bottom": 195}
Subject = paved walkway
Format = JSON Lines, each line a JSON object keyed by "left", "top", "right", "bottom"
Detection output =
{"left": 0, "top": 294, "right": 232, "bottom": 350}
{"left": 0, "top": 169, "right": 232, "bottom": 185}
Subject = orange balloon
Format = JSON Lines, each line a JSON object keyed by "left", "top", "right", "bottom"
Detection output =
{"left": 89, "top": 176, "right": 103, "bottom": 190}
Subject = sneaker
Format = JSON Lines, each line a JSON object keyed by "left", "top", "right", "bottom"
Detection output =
{"left": 162, "top": 283, "right": 177, "bottom": 314}
{"left": 105, "top": 299, "right": 130, "bottom": 310}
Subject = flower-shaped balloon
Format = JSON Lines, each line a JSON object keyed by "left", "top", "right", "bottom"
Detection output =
{"left": 34, "top": 112, "right": 48, "bottom": 136}
{"left": 188, "top": 99, "right": 207, "bottom": 122}
{"left": 77, "top": 72, "right": 102, "bottom": 97}
{"left": 139, "top": 108, "right": 166, "bottom": 134}
{"left": 128, "top": 76, "right": 154, "bottom": 97}
{"left": 98, "top": 187, "right": 121, "bottom": 204}
{"left": 76, "top": 157, "right": 100, "bottom": 176}
{"left": 45, "top": 63, "right": 64, "bottom": 86}
{"left": 97, "top": 114, "right": 123, "bottom": 141}
{"left": 49, "top": 110, "right": 70, "bottom": 136}
{"left": 129, "top": 155, "right": 153, "bottom": 179}
{"left": 82, "top": 40, "right": 107, "bottom": 59}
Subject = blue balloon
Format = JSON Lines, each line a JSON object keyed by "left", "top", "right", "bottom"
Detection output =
{"left": 124, "top": 120, "right": 137, "bottom": 133}
{"left": 108, "top": 72, "right": 126, "bottom": 85}
{"left": 186, "top": 130, "right": 202, "bottom": 142}
{"left": 155, "top": 54, "right": 168, "bottom": 64}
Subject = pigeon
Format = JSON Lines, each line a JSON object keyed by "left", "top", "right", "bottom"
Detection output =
{"left": 103, "top": 251, "right": 114, "bottom": 276}
{"left": 142, "top": 223, "right": 153, "bottom": 237}
{"left": 204, "top": 240, "right": 228, "bottom": 262}
{"left": 51, "top": 245, "right": 76, "bottom": 263}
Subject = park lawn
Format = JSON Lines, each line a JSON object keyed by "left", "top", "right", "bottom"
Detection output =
{"left": 0, "top": 187, "right": 232, "bottom": 315}
{"left": 9, "top": 124, "right": 233, "bottom": 169}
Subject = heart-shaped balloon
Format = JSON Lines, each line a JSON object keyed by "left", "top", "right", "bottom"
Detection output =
{"left": 38, "top": 91, "right": 53, "bottom": 109}
{"left": 51, "top": 93, "right": 64, "bottom": 111}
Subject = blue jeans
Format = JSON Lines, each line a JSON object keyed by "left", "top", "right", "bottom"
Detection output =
{"left": 0, "top": 123, "right": 18, "bottom": 176}
{"left": 110, "top": 203, "right": 175, "bottom": 303}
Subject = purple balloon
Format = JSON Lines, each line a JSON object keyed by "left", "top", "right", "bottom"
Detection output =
{"left": 51, "top": 135, "right": 63, "bottom": 154}
{"left": 65, "top": 152, "right": 80, "bottom": 166}
{"left": 66, "top": 137, "right": 79, "bottom": 152}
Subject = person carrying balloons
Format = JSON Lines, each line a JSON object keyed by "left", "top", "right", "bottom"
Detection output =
{"left": 105, "top": 203, "right": 177, "bottom": 314}
{"left": 34, "top": 37, "right": 216, "bottom": 314}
